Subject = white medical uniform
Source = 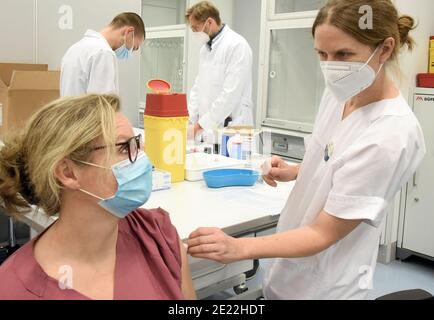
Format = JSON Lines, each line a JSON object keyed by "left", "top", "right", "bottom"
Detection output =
{"left": 263, "top": 89, "right": 426, "bottom": 300}
{"left": 189, "top": 25, "right": 254, "bottom": 136}
{"left": 60, "top": 30, "right": 119, "bottom": 97}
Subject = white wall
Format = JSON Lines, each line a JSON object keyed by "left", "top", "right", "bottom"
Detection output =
{"left": 233, "top": 0, "right": 262, "bottom": 123}
{"left": 0, "top": 0, "right": 142, "bottom": 126}
{"left": 0, "top": 0, "right": 35, "bottom": 63}
{"left": 395, "top": 0, "right": 434, "bottom": 101}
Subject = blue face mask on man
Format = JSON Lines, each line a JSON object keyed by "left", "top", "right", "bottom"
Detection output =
{"left": 78, "top": 152, "right": 153, "bottom": 219}
{"left": 115, "top": 31, "right": 135, "bottom": 60}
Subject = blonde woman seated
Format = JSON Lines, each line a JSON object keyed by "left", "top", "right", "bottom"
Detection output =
{"left": 0, "top": 94, "right": 195, "bottom": 300}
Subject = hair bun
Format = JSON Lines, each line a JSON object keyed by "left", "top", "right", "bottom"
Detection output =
{"left": 397, "top": 15, "right": 415, "bottom": 50}
{"left": 16, "top": 154, "right": 39, "bottom": 205}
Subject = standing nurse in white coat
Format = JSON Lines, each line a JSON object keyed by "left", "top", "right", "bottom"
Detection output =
{"left": 187, "top": 0, "right": 426, "bottom": 300}
{"left": 186, "top": 1, "right": 254, "bottom": 140}
{"left": 60, "top": 13, "right": 145, "bottom": 97}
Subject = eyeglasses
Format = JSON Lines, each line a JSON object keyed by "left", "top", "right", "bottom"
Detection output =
{"left": 92, "top": 134, "right": 142, "bottom": 163}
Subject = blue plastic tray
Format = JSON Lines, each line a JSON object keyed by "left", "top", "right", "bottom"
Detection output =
{"left": 203, "top": 169, "right": 259, "bottom": 188}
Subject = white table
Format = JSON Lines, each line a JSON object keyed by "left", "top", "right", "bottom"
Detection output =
{"left": 144, "top": 179, "right": 294, "bottom": 239}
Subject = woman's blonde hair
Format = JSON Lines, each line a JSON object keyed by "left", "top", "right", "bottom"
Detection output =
{"left": 0, "top": 94, "right": 121, "bottom": 219}
{"left": 312, "top": 0, "right": 416, "bottom": 61}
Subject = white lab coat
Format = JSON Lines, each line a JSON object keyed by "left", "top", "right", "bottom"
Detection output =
{"left": 188, "top": 25, "right": 254, "bottom": 137}
{"left": 60, "top": 30, "right": 119, "bottom": 97}
{"left": 263, "top": 90, "right": 426, "bottom": 300}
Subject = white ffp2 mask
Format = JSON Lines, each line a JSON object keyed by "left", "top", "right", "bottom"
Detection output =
{"left": 192, "top": 19, "right": 211, "bottom": 46}
{"left": 320, "top": 46, "right": 383, "bottom": 102}
{"left": 192, "top": 31, "right": 210, "bottom": 45}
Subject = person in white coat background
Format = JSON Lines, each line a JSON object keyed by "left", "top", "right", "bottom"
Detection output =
{"left": 60, "top": 12, "right": 145, "bottom": 97}
{"left": 187, "top": 0, "right": 426, "bottom": 300}
{"left": 186, "top": 1, "right": 254, "bottom": 141}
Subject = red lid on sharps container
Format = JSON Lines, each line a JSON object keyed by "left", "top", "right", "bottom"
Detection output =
{"left": 145, "top": 79, "right": 189, "bottom": 117}
{"left": 147, "top": 79, "right": 171, "bottom": 94}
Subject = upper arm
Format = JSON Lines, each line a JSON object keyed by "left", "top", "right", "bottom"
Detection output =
{"left": 225, "top": 42, "right": 252, "bottom": 78}
{"left": 179, "top": 239, "right": 196, "bottom": 300}
{"left": 325, "top": 117, "right": 425, "bottom": 228}
{"left": 310, "top": 210, "right": 362, "bottom": 250}
{"left": 87, "top": 50, "right": 117, "bottom": 94}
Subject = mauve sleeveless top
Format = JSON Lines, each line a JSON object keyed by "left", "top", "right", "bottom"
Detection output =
{"left": 0, "top": 208, "right": 184, "bottom": 300}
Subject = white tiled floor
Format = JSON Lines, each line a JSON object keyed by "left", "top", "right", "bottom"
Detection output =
{"left": 207, "top": 256, "right": 434, "bottom": 300}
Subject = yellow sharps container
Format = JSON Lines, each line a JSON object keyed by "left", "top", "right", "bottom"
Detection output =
{"left": 430, "top": 36, "right": 434, "bottom": 73}
{"left": 144, "top": 80, "right": 189, "bottom": 183}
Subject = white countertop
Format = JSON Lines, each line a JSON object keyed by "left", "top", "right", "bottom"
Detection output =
{"left": 144, "top": 179, "right": 295, "bottom": 239}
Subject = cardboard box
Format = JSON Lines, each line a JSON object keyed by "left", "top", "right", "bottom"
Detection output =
{"left": 0, "top": 63, "right": 60, "bottom": 137}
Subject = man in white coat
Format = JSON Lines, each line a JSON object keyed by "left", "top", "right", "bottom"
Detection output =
{"left": 186, "top": 1, "right": 254, "bottom": 141}
{"left": 60, "top": 12, "right": 145, "bottom": 97}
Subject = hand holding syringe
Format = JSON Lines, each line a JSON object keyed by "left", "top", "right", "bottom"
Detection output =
{"left": 260, "top": 156, "right": 300, "bottom": 187}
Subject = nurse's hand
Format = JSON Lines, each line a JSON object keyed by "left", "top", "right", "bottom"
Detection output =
{"left": 187, "top": 228, "right": 244, "bottom": 264}
{"left": 262, "top": 156, "right": 299, "bottom": 187}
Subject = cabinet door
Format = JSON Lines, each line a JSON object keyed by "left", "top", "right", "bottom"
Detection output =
{"left": 142, "top": 0, "right": 186, "bottom": 28}
{"left": 265, "top": 27, "right": 324, "bottom": 132}
{"left": 274, "top": 0, "right": 326, "bottom": 14}
{"left": 0, "top": 0, "right": 35, "bottom": 63}
{"left": 402, "top": 93, "right": 434, "bottom": 257}
{"left": 140, "top": 36, "right": 185, "bottom": 101}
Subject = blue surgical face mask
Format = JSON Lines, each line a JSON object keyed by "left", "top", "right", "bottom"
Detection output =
{"left": 78, "top": 152, "right": 153, "bottom": 218}
{"left": 115, "top": 31, "right": 134, "bottom": 60}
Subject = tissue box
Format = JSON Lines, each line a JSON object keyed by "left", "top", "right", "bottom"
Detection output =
{"left": 152, "top": 169, "right": 171, "bottom": 192}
